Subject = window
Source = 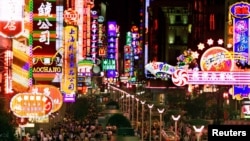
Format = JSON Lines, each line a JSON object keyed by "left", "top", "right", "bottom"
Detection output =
{"left": 209, "top": 14, "right": 215, "bottom": 30}
{"left": 175, "top": 15, "right": 181, "bottom": 23}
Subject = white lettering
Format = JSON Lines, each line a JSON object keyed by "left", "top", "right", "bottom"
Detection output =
{"left": 212, "top": 129, "right": 247, "bottom": 136}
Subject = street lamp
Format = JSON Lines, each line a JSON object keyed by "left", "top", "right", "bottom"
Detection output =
{"left": 148, "top": 104, "right": 154, "bottom": 141}
{"left": 122, "top": 92, "right": 126, "bottom": 113}
{"left": 141, "top": 100, "right": 146, "bottom": 141}
{"left": 131, "top": 95, "right": 135, "bottom": 126}
{"left": 171, "top": 115, "right": 181, "bottom": 137}
{"left": 157, "top": 108, "right": 165, "bottom": 141}
{"left": 193, "top": 125, "right": 204, "bottom": 141}
{"left": 126, "top": 94, "right": 130, "bottom": 118}
{"left": 135, "top": 98, "right": 139, "bottom": 131}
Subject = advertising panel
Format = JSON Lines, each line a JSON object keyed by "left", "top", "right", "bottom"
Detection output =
{"left": 33, "top": 0, "right": 59, "bottom": 83}
{"left": 12, "top": 0, "right": 33, "bottom": 92}
{"left": 10, "top": 93, "right": 53, "bottom": 118}
{"left": 230, "top": 2, "right": 250, "bottom": 99}
{"left": 61, "top": 26, "right": 78, "bottom": 102}
{"left": 91, "top": 10, "right": 98, "bottom": 61}
{"left": 29, "top": 85, "right": 63, "bottom": 113}
{"left": 0, "top": 0, "right": 24, "bottom": 38}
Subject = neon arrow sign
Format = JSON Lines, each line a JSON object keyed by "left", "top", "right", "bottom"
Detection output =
{"left": 172, "top": 69, "right": 250, "bottom": 86}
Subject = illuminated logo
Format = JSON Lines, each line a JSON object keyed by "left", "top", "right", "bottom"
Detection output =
{"left": 200, "top": 47, "right": 233, "bottom": 71}
{"left": 0, "top": 0, "right": 24, "bottom": 38}
{"left": 63, "top": 8, "right": 79, "bottom": 25}
{"left": 145, "top": 62, "right": 176, "bottom": 76}
{"left": 230, "top": 2, "right": 250, "bottom": 18}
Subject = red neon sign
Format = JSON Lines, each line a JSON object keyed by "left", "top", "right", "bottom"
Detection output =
{"left": 0, "top": 0, "right": 24, "bottom": 38}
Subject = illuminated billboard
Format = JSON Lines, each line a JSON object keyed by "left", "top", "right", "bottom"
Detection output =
{"left": 61, "top": 26, "right": 78, "bottom": 102}
{"left": 32, "top": 0, "right": 59, "bottom": 83}
{"left": 0, "top": 0, "right": 24, "bottom": 38}
{"left": 29, "top": 85, "right": 63, "bottom": 113}
{"left": 230, "top": 2, "right": 250, "bottom": 99}
{"left": 10, "top": 93, "right": 53, "bottom": 118}
{"left": 172, "top": 69, "right": 250, "bottom": 86}
{"left": 91, "top": 10, "right": 98, "bottom": 60}
{"left": 12, "top": 0, "right": 33, "bottom": 92}
{"left": 124, "top": 32, "right": 134, "bottom": 77}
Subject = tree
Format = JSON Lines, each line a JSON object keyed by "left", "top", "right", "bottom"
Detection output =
{"left": 68, "top": 95, "right": 99, "bottom": 122}
{"left": 69, "top": 96, "right": 90, "bottom": 121}
{"left": 106, "top": 114, "right": 132, "bottom": 128}
{"left": 0, "top": 98, "right": 17, "bottom": 141}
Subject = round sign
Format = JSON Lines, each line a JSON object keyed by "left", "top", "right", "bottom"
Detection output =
{"left": 10, "top": 93, "right": 53, "bottom": 118}
{"left": 29, "top": 85, "right": 63, "bottom": 113}
{"left": 200, "top": 47, "right": 233, "bottom": 71}
{"left": 93, "top": 65, "right": 100, "bottom": 74}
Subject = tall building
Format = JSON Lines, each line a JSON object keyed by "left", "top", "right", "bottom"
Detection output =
{"left": 148, "top": 0, "right": 225, "bottom": 66}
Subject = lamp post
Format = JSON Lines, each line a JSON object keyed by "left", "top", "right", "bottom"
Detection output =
{"left": 135, "top": 98, "right": 139, "bottom": 131}
{"left": 126, "top": 94, "right": 130, "bottom": 118}
{"left": 193, "top": 125, "right": 204, "bottom": 141}
{"left": 131, "top": 95, "right": 135, "bottom": 126}
{"left": 141, "top": 100, "right": 146, "bottom": 141}
{"left": 171, "top": 115, "right": 181, "bottom": 138}
{"left": 128, "top": 94, "right": 131, "bottom": 120}
{"left": 123, "top": 92, "right": 126, "bottom": 113}
{"left": 148, "top": 104, "right": 154, "bottom": 141}
{"left": 157, "top": 108, "right": 165, "bottom": 141}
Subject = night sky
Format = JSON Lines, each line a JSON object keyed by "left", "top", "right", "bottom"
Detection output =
{"left": 101, "top": 0, "right": 141, "bottom": 46}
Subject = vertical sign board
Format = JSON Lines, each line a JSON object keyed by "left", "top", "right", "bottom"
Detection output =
{"left": 0, "top": 0, "right": 25, "bottom": 94}
{"left": 33, "top": 0, "right": 60, "bottom": 83}
{"left": 62, "top": 6, "right": 79, "bottom": 102}
{"left": 12, "top": 0, "right": 32, "bottom": 92}
{"left": 106, "top": 21, "right": 117, "bottom": 78}
{"left": 230, "top": 2, "right": 250, "bottom": 99}
{"left": 82, "top": 1, "right": 88, "bottom": 58}
{"left": 91, "top": 10, "right": 98, "bottom": 61}
{"left": 125, "top": 32, "right": 133, "bottom": 77}
{"left": 0, "top": 0, "right": 24, "bottom": 38}
{"left": 62, "top": 26, "right": 77, "bottom": 102}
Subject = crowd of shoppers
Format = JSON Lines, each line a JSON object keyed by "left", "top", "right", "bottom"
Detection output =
{"left": 23, "top": 114, "right": 117, "bottom": 141}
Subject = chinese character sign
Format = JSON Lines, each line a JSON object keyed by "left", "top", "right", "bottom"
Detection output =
{"left": 33, "top": 0, "right": 58, "bottom": 82}
{"left": 62, "top": 26, "right": 77, "bottom": 100}
{"left": 230, "top": 2, "right": 250, "bottom": 99}
{"left": 33, "top": 0, "right": 56, "bottom": 52}
{"left": 10, "top": 93, "right": 53, "bottom": 118}
{"left": 0, "top": 0, "right": 24, "bottom": 38}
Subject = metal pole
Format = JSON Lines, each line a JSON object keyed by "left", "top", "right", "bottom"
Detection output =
{"left": 160, "top": 113, "right": 162, "bottom": 141}
{"left": 128, "top": 95, "right": 131, "bottom": 120}
{"left": 131, "top": 95, "right": 135, "bottom": 127}
{"left": 158, "top": 108, "right": 165, "bottom": 141}
{"left": 150, "top": 109, "right": 152, "bottom": 141}
{"left": 136, "top": 98, "right": 139, "bottom": 131}
{"left": 141, "top": 101, "right": 146, "bottom": 141}
{"left": 171, "top": 115, "right": 181, "bottom": 138}
{"left": 148, "top": 104, "right": 154, "bottom": 141}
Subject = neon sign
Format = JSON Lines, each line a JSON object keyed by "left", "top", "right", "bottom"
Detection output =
{"left": 102, "top": 59, "right": 116, "bottom": 70}
{"left": 29, "top": 85, "right": 63, "bottom": 113}
{"left": 230, "top": 2, "right": 250, "bottom": 18}
{"left": 145, "top": 62, "right": 176, "bottom": 76}
{"left": 62, "top": 26, "right": 77, "bottom": 101}
{"left": 172, "top": 69, "right": 250, "bottom": 86}
{"left": 230, "top": 2, "right": 250, "bottom": 99}
{"left": 200, "top": 47, "right": 233, "bottom": 71}
{"left": 10, "top": 93, "right": 53, "bottom": 118}
{"left": 0, "top": 0, "right": 24, "bottom": 38}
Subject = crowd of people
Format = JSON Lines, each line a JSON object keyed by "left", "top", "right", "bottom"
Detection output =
{"left": 133, "top": 120, "right": 207, "bottom": 141}
{"left": 23, "top": 115, "right": 117, "bottom": 141}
